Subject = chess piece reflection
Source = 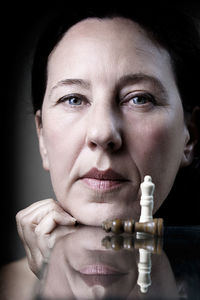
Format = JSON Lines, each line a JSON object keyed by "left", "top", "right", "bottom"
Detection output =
{"left": 137, "top": 247, "right": 151, "bottom": 293}
{"left": 102, "top": 235, "right": 162, "bottom": 253}
{"left": 102, "top": 235, "right": 162, "bottom": 294}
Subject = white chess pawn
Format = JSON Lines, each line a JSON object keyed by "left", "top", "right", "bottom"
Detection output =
{"left": 139, "top": 175, "right": 155, "bottom": 223}
{"left": 137, "top": 248, "right": 152, "bottom": 293}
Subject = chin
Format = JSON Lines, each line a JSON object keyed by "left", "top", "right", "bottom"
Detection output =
{"left": 74, "top": 203, "right": 141, "bottom": 227}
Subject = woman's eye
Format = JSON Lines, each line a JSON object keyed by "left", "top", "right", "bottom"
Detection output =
{"left": 130, "top": 94, "right": 155, "bottom": 105}
{"left": 57, "top": 95, "right": 83, "bottom": 106}
{"left": 67, "top": 96, "right": 82, "bottom": 105}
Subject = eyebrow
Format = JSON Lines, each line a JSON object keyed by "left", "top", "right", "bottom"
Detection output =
{"left": 49, "top": 78, "right": 90, "bottom": 97}
{"left": 117, "top": 73, "right": 168, "bottom": 97}
{"left": 49, "top": 73, "right": 168, "bottom": 98}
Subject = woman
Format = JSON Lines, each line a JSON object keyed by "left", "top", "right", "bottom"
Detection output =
{"left": 1, "top": 2, "right": 199, "bottom": 298}
{"left": 18, "top": 1, "right": 200, "bottom": 272}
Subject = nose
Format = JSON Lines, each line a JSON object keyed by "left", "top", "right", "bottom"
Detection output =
{"left": 86, "top": 105, "right": 122, "bottom": 152}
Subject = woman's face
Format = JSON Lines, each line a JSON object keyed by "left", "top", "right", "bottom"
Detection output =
{"left": 36, "top": 17, "right": 190, "bottom": 225}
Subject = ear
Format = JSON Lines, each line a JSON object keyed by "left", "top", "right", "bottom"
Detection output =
{"left": 35, "top": 110, "right": 50, "bottom": 171}
{"left": 181, "top": 106, "right": 200, "bottom": 167}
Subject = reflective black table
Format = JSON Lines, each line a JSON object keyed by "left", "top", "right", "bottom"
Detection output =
{"left": 34, "top": 225, "right": 200, "bottom": 300}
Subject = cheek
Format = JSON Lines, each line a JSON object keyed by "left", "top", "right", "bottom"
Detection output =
{"left": 126, "top": 116, "right": 181, "bottom": 160}
{"left": 42, "top": 114, "right": 85, "bottom": 174}
{"left": 125, "top": 112, "right": 185, "bottom": 207}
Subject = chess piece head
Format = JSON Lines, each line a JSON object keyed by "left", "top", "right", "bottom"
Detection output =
{"left": 141, "top": 176, "right": 155, "bottom": 198}
{"left": 102, "top": 218, "right": 124, "bottom": 233}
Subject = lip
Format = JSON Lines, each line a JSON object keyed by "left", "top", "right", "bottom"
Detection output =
{"left": 78, "top": 264, "right": 127, "bottom": 287}
{"left": 79, "top": 168, "right": 129, "bottom": 191}
{"left": 79, "top": 264, "right": 121, "bottom": 275}
{"left": 82, "top": 168, "right": 127, "bottom": 181}
{"left": 79, "top": 273, "right": 126, "bottom": 287}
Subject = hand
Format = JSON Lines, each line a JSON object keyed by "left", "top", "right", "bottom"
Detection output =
{"left": 16, "top": 198, "right": 76, "bottom": 277}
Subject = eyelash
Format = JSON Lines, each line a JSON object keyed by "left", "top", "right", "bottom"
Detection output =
{"left": 121, "top": 93, "right": 157, "bottom": 106}
{"left": 56, "top": 94, "right": 87, "bottom": 106}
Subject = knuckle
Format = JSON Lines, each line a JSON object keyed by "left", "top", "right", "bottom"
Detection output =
{"left": 50, "top": 201, "right": 61, "bottom": 211}
{"left": 34, "top": 226, "right": 42, "bottom": 237}
{"left": 20, "top": 215, "right": 29, "bottom": 228}
{"left": 15, "top": 210, "right": 24, "bottom": 222}
{"left": 50, "top": 202, "right": 58, "bottom": 211}
{"left": 47, "top": 198, "right": 55, "bottom": 202}
{"left": 50, "top": 210, "right": 58, "bottom": 219}
{"left": 46, "top": 198, "right": 56, "bottom": 205}
{"left": 48, "top": 235, "right": 56, "bottom": 249}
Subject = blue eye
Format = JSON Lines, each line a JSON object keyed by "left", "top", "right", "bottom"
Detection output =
{"left": 57, "top": 95, "right": 83, "bottom": 106}
{"left": 131, "top": 94, "right": 154, "bottom": 105}
{"left": 68, "top": 96, "right": 82, "bottom": 105}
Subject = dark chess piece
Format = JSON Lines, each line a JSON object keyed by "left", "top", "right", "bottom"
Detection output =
{"left": 102, "top": 218, "right": 163, "bottom": 236}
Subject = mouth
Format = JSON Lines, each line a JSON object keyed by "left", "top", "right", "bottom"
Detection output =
{"left": 79, "top": 168, "right": 129, "bottom": 192}
{"left": 79, "top": 264, "right": 122, "bottom": 275}
{"left": 78, "top": 264, "right": 127, "bottom": 287}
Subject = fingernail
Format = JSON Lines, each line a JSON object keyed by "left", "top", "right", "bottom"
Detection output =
{"left": 71, "top": 218, "right": 77, "bottom": 225}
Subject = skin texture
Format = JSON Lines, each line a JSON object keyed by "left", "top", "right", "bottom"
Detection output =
{"left": 36, "top": 17, "right": 191, "bottom": 225}
{"left": 15, "top": 17, "right": 195, "bottom": 277}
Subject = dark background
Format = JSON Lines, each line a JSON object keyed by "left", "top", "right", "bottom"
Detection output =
{"left": 1, "top": 1, "right": 200, "bottom": 266}
{"left": 1, "top": 2, "right": 56, "bottom": 266}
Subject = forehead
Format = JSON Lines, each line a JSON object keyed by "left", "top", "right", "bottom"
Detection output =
{"left": 50, "top": 17, "right": 166, "bottom": 57}
{"left": 63, "top": 17, "right": 149, "bottom": 42}
{"left": 47, "top": 17, "right": 173, "bottom": 87}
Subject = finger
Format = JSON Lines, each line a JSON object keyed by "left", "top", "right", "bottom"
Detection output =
{"left": 35, "top": 210, "right": 76, "bottom": 236}
{"left": 28, "top": 249, "right": 44, "bottom": 277}
{"left": 21, "top": 233, "right": 44, "bottom": 276}
{"left": 16, "top": 199, "right": 55, "bottom": 238}
{"left": 16, "top": 199, "right": 71, "bottom": 239}
{"left": 51, "top": 225, "right": 78, "bottom": 240}
{"left": 15, "top": 199, "right": 76, "bottom": 276}
{"left": 23, "top": 200, "right": 75, "bottom": 227}
{"left": 34, "top": 211, "right": 76, "bottom": 259}
{"left": 23, "top": 243, "right": 32, "bottom": 263}
{"left": 34, "top": 225, "right": 77, "bottom": 261}
{"left": 18, "top": 213, "right": 44, "bottom": 268}
{"left": 44, "top": 225, "right": 78, "bottom": 250}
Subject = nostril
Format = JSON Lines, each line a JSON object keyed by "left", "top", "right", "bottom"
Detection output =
{"left": 89, "top": 140, "right": 98, "bottom": 150}
{"left": 88, "top": 140, "right": 116, "bottom": 151}
{"left": 86, "top": 126, "right": 122, "bottom": 152}
{"left": 108, "top": 141, "right": 115, "bottom": 150}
